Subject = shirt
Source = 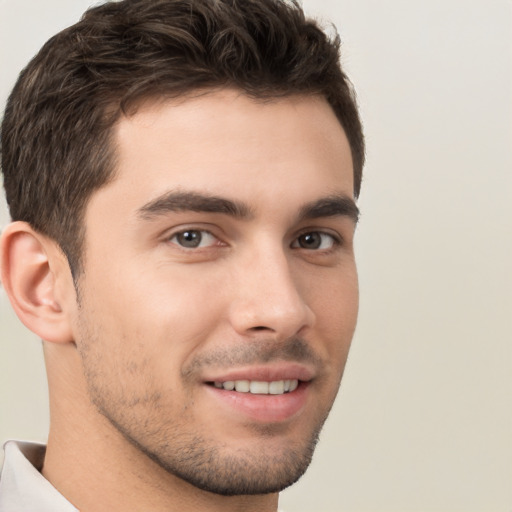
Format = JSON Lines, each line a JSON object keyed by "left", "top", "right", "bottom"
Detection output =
{"left": 0, "top": 440, "right": 78, "bottom": 512}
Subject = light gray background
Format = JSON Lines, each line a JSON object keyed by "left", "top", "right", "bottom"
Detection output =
{"left": 1, "top": 1, "right": 511, "bottom": 511}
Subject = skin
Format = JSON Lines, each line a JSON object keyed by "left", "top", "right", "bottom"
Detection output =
{"left": 1, "top": 90, "right": 358, "bottom": 512}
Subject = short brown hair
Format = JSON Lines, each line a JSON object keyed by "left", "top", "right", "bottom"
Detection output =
{"left": 1, "top": 0, "right": 364, "bottom": 276}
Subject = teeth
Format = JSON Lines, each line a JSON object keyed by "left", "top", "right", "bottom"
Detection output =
{"left": 223, "top": 380, "right": 235, "bottom": 391}
{"left": 212, "top": 379, "right": 299, "bottom": 395}
{"left": 269, "top": 380, "right": 284, "bottom": 395}
{"left": 235, "top": 380, "right": 250, "bottom": 393}
{"left": 250, "top": 381, "right": 269, "bottom": 394}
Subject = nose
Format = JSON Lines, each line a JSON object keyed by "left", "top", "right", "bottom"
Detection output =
{"left": 228, "top": 246, "right": 315, "bottom": 340}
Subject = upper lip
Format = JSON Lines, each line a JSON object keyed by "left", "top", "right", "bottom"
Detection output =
{"left": 202, "top": 363, "right": 315, "bottom": 383}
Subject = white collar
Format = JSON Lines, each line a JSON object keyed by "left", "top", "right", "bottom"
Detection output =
{"left": 0, "top": 440, "right": 78, "bottom": 512}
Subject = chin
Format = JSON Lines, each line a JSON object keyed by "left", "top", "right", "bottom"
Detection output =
{"left": 118, "top": 419, "right": 321, "bottom": 496}
{"left": 157, "top": 440, "right": 318, "bottom": 496}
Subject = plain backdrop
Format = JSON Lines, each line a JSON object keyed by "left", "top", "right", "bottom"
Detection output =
{"left": 1, "top": 1, "right": 511, "bottom": 511}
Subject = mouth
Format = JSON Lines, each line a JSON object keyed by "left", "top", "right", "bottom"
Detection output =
{"left": 203, "top": 368, "right": 311, "bottom": 423}
{"left": 207, "top": 379, "right": 299, "bottom": 395}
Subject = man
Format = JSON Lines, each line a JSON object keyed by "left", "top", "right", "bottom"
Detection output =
{"left": 0, "top": 0, "right": 364, "bottom": 510}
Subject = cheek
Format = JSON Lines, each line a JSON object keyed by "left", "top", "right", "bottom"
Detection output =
{"left": 86, "top": 267, "right": 232, "bottom": 391}
{"left": 84, "top": 255, "right": 225, "bottom": 331}
{"left": 312, "top": 265, "right": 359, "bottom": 326}
{"left": 310, "top": 267, "right": 359, "bottom": 364}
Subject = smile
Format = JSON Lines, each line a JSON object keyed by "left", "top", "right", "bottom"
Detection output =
{"left": 211, "top": 379, "right": 299, "bottom": 395}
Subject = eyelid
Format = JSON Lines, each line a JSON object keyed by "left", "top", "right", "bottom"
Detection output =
{"left": 164, "top": 225, "right": 227, "bottom": 250}
{"left": 291, "top": 229, "right": 343, "bottom": 250}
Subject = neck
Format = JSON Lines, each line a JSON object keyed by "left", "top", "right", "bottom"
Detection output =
{"left": 42, "top": 342, "right": 279, "bottom": 512}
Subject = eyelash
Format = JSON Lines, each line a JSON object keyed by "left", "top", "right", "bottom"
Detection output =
{"left": 291, "top": 231, "right": 341, "bottom": 251}
{"left": 168, "top": 229, "right": 223, "bottom": 249}
{"left": 167, "top": 228, "right": 341, "bottom": 252}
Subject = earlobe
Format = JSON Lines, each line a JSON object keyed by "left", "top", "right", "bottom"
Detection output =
{"left": 0, "top": 221, "right": 74, "bottom": 343}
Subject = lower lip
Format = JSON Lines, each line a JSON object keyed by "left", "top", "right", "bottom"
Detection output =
{"left": 205, "top": 382, "right": 309, "bottom": 423}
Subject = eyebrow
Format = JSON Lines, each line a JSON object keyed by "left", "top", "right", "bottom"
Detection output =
{"left": 298, "top": 195, "right": 360, "bottom": 224}
{"left": 137, "top": 191, "right": 252, "bottom": 220}
{"left": 137, "top": 190, "right": 359, "bottom": 224}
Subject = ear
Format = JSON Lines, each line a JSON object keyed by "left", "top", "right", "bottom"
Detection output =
{"left": 0, "top": 221, "right": 75, "bottom": 344}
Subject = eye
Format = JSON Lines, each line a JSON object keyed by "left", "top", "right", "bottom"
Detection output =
{"left": 292, "top": 231, "right": 338, "bottom": 250}
{"left": 169, "top": 229, "right": 218, "bottom": 249}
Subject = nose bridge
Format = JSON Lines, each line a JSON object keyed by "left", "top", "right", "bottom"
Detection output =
{"left": 229, "top": 238, "right": 315, "bottom": 338}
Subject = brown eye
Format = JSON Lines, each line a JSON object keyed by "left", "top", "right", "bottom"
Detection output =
{"left": 293, "top": 232, "right": 337, "bottom": 250}
{"left": 298, "top": 232, "right": 321, "bottom": 249}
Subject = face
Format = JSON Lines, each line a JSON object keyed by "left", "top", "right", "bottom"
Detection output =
{"left": 73, "top": 90, "right": 359, "bottom": 495}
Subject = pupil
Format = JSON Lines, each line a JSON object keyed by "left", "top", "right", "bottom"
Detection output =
{"left": 178, "top": 230, "right": 201, "bottom": 248}
{"left": 300, "top": 232, "right": 321, "bottom": 249}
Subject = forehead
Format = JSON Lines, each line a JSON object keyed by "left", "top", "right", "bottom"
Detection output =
{"left": 89, "top": 89, "right": 354, "bottom": 220}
